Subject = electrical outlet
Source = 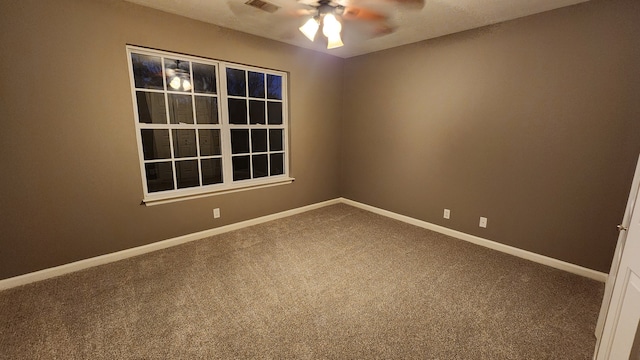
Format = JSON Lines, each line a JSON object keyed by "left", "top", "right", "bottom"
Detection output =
{"left": 443, "top": 209, "right": 450, "bottom": 219}
{"left": 213, "top": 208, "right": 220, "bottom": 219}
{"left": 479, "top": 217, "right": 487, "bottom": 228}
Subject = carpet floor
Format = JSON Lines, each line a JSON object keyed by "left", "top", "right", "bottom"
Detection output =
{"left": 0, "top": 204, "right": 604, "bottom": 359}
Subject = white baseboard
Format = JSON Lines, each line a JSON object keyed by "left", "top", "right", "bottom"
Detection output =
{"left": 0, "top": 198, "right": 342, "bottom": 291}
{"left": 0, "top": 196, "right": 606, "bottom": 291}
{"left": 340, "top": 198, "right": 608, "bottom": 282}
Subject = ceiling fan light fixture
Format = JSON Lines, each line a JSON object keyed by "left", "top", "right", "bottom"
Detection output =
{"left": 299, "top": 17, "right": 320, "bottom": 41}
{"left": 182, "top": 79, "right": 192, "bottom": 91}
{"left": 322, "top": 13, "right": 343, "bottom": 49}
{"left": 169, "top": 76, "right": 182, "bottom": 90}
{"left": 322, "top": 13, "right": 341, "bottom": 37}
{"left": 169, "top": 77, "right": 192, "bottom": 91}
{"left": 326, "top": 34, "right": 344, "bottom": 49}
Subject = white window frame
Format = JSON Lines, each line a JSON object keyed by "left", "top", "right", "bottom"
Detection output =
{"left": 126, "top": 46, "right": 292, "bottom": 205}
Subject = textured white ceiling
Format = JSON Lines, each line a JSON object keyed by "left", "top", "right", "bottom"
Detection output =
{"left": 125, "top": 0, "right": 589, "bottom": 58}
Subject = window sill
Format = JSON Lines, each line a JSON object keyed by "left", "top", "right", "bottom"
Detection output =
{"left": 142, "top": 177, "right": 295, "bottom": 206}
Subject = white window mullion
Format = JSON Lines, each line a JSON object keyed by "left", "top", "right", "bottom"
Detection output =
{"left": 219, "top": 64, "right": 234, "bottom": 184}
{"left": 263, "top": 71, "right": 269, "bottom": 177}
{"left": 281, "top": 76, "right": 289, "bottom": 176}
{"left": 167, "top": 130, "right": 178, "bottom": 191}
{"left": 195, "top": 128, "right": 203, "bottom": 187}
{"left": 245, "top": 68, "right": 253, "bottom": 180}
{"left": 163, "top": 53, "right": 176, "bottom": 191}
{"left": 187, "top": 63, "right": 204, "bottom": 187}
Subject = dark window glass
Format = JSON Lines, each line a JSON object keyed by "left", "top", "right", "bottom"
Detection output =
{"left": 131, "top": 53, "right": 164, "bottom": 90}
{"left": 141, "top": 129, "right": 171, "bottom": 160}
{"left": 232, "top": 156, "right": 251, "bottom": 181}
{"left": 195, "top": 96, "right": 218, "bottom": 124}
{"left": 175, "top": 160, "right": 199, "bottom": 188}
{"left": 172, "top": 130, "right": 197, "bottom": 158}
{"left": 269, "top": 129, "right": 283, "bottom": 151}
{"left": 249, "top": 100, "right": 266, "bottom": 125}
{"left": 248, "top": 71, "right": 265, "bottom": 98}
{"left": 270, "top": 153, "right": 284, "bottom": 176}
{"left": 192, "top": 63, "right": 217, "bottom": 94}
{"left": 252, "top": 155, "right": 268, "bottom": 178}
{"left": 136, "top": 91, "right": 166, "bottom": 124}
{"left": 145, "top": 162, "right": 174, "bottom": 192}
{"left": 198, "top": 129, "right": 221, "bottom": 156}
{"left": 226, "top": 68, "right": 246, "bottom": 96}
{"left": 267, "top": 102, "right": 282, "bottom": 125}
{"left": 267, "top": 74, "right": 282, "bottom": 100}
{"left": 164, "top": 58, "right": 192, "bottom": 92}
{"left": 231, "top": 129, "right": 250, "bottom": 154}
{"left": 201, "top": 158, "right": 223, "bottom": 185}
{"left": 228, "top": 98, "right": 247, "bottom": 125}
{"left": 251, "top": 129, "right": 267, "bottom": 153}
{"left": 168, "top": 94, "right": 194, "bottom": 124}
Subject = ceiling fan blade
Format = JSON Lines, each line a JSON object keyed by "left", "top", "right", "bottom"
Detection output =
{"left": 384, "top": 0, "right": 424, "bottom": 9}
{"left": 296, "top": 0, "right": 320, "bottom": 6}
{"left": 345, "top": 0, "right": 424, "bottom": 9}
{"left": 292, "top": 8, "right": 316, "bottom": 16}
{"left": 342, "top": 6, "right": 387, "bottom": 21}
{"left": 372, "top": 22, "right": 395, "bottom": 36}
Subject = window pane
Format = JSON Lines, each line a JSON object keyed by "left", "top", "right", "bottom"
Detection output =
{"left": 201, "top": 158, "right": 223, "bottom": 185}
{"left": 269, "top": 129, "right": 283, "bottom": 151}
{"left": 194, "top": 96, "right": 218, "bottom": 124}
{"left": 131, "top": 53, "right": 164, "bottom": 90}
{"left": 232, "top": 156, "right": 251, "bottom": 181}
{"left": 168, "top": 94, "right": 194, "bottom": 124}
{"left": 248, "top": 71, "right": 265, "bottom": 98}
{"left": 252, "top": 154, "right": 268, "bottom": 178}
{"left": 199, "top": 129, "right": 221, "bottom": 156}
{"left": 226, "top": 68, "right": 246, "bottom": 96}
{"left": 145, "top": 162, "right": 174, "bottom": 192}
{"left": 270, "top": 153, "right": 284, "bottom": 176}
{"left": 193, "top": 62, "right": 217, "bottom": 94}
{"left": 172, "top": 129, "right": 197, "bottom": 158}
{"left": 175, "top": 160, "right": 199, "bottom": 188}
{"left": 136, "top": 91, "right": 166, "bottom": 124}
{"left": 228, "top": 98, "right": 247, "bottom": 125}
{"left": 267, "top": 101, "right": 282, "bottom": 125}
{"left": 231, "top": 129, "right": 249, "bottom": 154}
{"left": 251, "top": 129, "right": 267, "bottom": 153}
{"left": 249, "top": 100, "right": 266, "bottom": 125}
{"left": 164, "top": 58, "right": 192, "bottom": 92}
{"left": 267, "top": 74, "right": 282, "bottom": 100}
{"left": 141, "top": 129, "right": 171, "bottom": 160}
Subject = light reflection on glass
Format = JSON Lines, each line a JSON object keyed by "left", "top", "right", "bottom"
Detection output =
{"left": 165, "top": 58, "right": 192, "bottom": 92}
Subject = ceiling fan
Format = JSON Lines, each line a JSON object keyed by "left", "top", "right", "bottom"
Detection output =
{"left": 293, "top": 0, "right": 425, "bottom": 49}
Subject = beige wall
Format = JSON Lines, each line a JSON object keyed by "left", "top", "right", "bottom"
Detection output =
{"left": 0, "top": 0, "right": 343, "bottom": 279}
{"left": 341, "top": 0, "right": 640, "bottom": 272}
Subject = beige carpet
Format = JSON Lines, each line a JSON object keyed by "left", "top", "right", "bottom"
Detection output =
{"left": 0, "top": 204, "right": 604, "bottom": 359}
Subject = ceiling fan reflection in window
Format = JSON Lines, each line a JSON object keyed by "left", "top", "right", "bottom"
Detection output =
{"left": 293, "top": 0, "right": 424, "bottom": 49}
{"left": 165, "top": 60, "right": 192, "bottom": 91}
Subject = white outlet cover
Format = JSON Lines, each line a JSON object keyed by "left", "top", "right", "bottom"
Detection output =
{"left": 479, "top": 217, "right": 487, "bottom": 228}
{"left": 213, "top": 208, "right": 220, "bottom": 218}
{"left": 443, "top": 209, "right": 451, "bottom": 219}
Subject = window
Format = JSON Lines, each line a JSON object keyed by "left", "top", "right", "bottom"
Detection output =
{"left": 126, "top": 46, "right": 290, "bottom": 204}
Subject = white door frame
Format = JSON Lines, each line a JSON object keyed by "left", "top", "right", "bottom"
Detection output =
{"left": 595, "top": 155, "right": 640, "bottom": 343}
{"left": 594, "top": 154, "right": 640, "bottom": 359}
